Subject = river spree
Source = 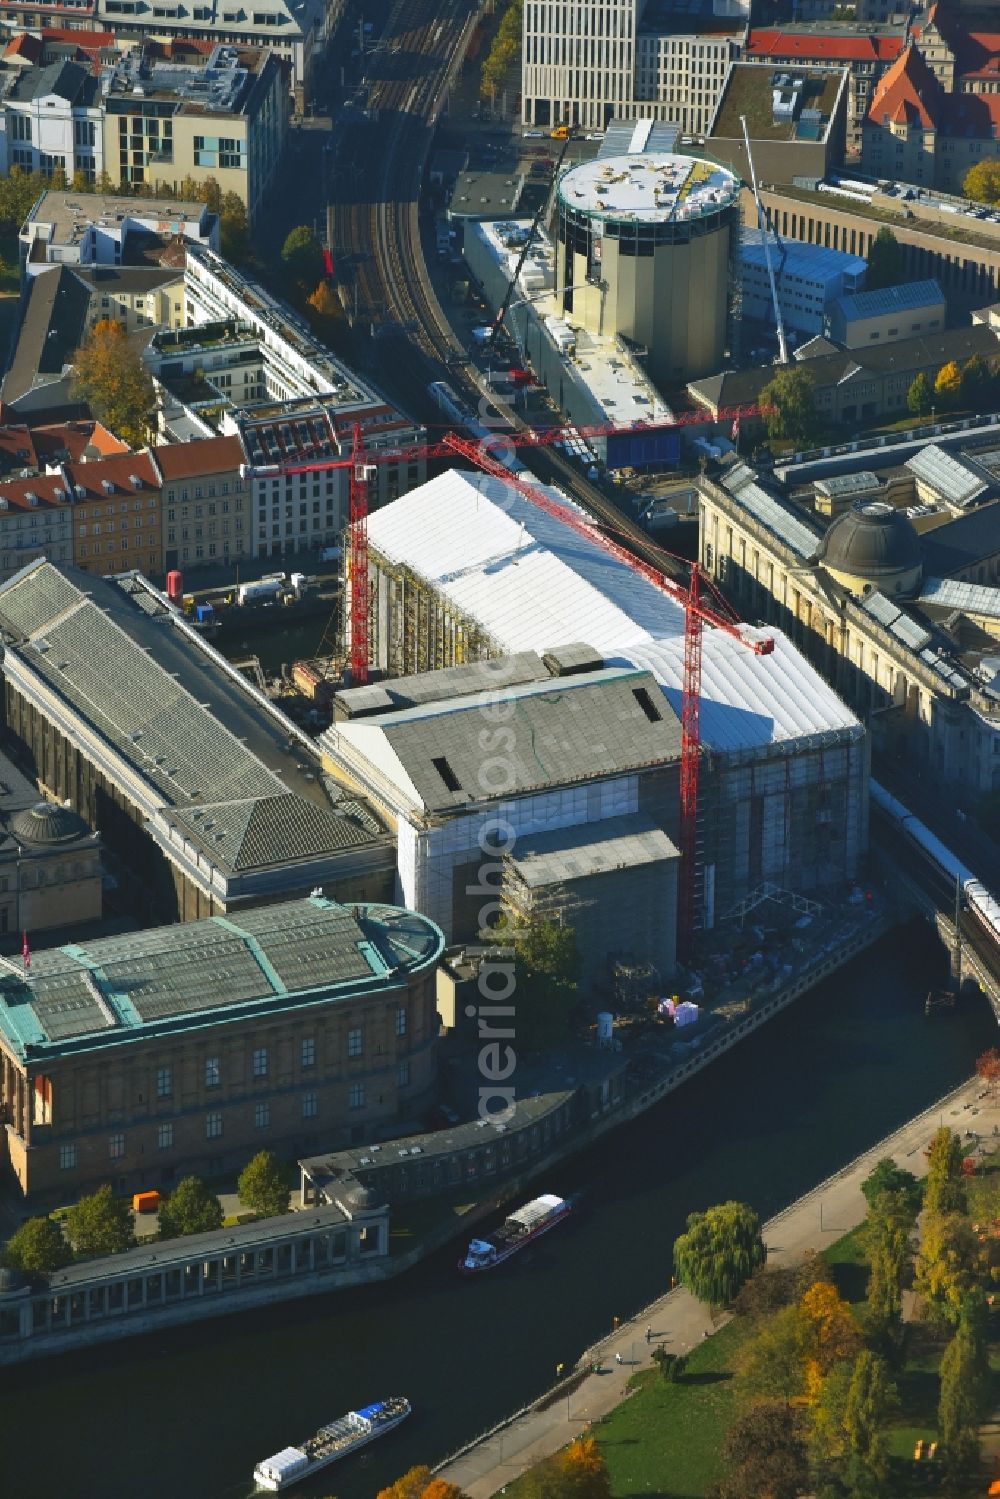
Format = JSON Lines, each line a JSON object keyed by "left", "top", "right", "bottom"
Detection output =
{"left": 2, "top": 922, "right": 994, "bottom": 1499}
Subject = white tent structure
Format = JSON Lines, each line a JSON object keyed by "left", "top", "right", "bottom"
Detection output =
{"left": 348, "top": 469, "right": 868, "bottom": 930}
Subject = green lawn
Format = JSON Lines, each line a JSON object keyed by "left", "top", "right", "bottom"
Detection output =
{"left": 499, "top": 1224, "right": 996, "bottom": 1498}
{"left": 592, "top": 1325, "right": 745, "bottom": 1498}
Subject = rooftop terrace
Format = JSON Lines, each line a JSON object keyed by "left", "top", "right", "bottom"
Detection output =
{"left": 712, "top": 62, "right": 844, "bottom": 142}
{"left": 557, "top": 152, "right": 739, "bottom": 222}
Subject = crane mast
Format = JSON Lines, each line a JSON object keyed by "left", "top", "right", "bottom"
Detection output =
{"left": 740, "top": 114, "right": 789, "bottom": 366}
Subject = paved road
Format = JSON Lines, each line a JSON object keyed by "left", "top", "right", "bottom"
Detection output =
{"left": 437, "top": 1074, "right": 998, "bottom": 1498}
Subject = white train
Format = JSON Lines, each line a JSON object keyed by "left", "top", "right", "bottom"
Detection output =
{"left": 870, "top": 779, "right": 1000, "bottom": 945}
{"left": 426, "top": 380, "right": 526, "bottom": 473}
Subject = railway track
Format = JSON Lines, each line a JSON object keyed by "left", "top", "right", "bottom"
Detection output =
{"left": 327, "top": 0, "right": 689, "bottom": 580}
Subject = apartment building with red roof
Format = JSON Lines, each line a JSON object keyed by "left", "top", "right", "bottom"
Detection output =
{"left": 0, "top": 469, "right": 74, "bottom": 578}
{"left": 153, "top": 434, "right": 252, "bottom": 573}
{"left": 862, "top": 39, "right": 1000, "bottom": 191}
{"left": 63, "top": 449, "right": 161, "bottom": 577}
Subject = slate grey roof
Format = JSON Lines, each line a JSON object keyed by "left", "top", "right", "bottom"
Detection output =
{"left": 0, "top": 897, "right": 443, "bottom": 1060}
{"left": 0, "top": 562, "right": 385, "bottom": 881}
{"left": 162, "top": 793, "right": 373, "bottom": 871}
{"left": 71, "top": 265, "right": 184, "bottom": 297}
{"left": 337, "top": 667, "right": 682, "bottom": 813}
{"left": 689, "top": 326, "right": 1000, "bottom": 411}
{"left": 1, "top": 267, "right": 91, "bottom": 407}
{"left": 920, "top": 500, "right": 1000, "bottom": 577}
{"left": 9, "top": 58, "right": 94, "bottom": 104}
{"left": 336, "top": 653, "right": 548, "bottom": 717}
{"left": 507, "top": 813, "right": 679, "bottom": 887}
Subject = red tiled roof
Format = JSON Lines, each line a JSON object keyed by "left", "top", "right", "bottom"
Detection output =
{"left": 4, "top": 32, "right": 43, "bottom": 63}
{"left": 747, "top": 28, "right": 904, "bottom": 63}
{"left": 0, "top": 471, "right": 71, "bottom": 510}
{"left": 0, "top": 425, "right": 41, "bottom": 470}
{"left": 41, "top": 24, "right": 115, "bottom": 45}
{"left": 941, "top": 87, "right": 1000, "bottom": 135}
{"left": 152, "top": 435, "right": 245, "bottom": 479}
{"left": 866, "top": 43, "right": 942, "bottom": 128}
{"left": 63, "top": 450, "right": 160, "bottom": 502}
{"left": 144, "top": 35, "right": 215, "bottom": 60}
{"left": 32, "top": 420, "right": 130, "bottom": 463}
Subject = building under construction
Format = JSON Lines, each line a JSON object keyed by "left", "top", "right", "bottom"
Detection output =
{"left": 333, "top": 469, "right": 869, "bottom": 942}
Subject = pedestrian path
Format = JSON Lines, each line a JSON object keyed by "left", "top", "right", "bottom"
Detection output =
{"left": 436, "top": 1075, "right": 998, "bottom": 1498}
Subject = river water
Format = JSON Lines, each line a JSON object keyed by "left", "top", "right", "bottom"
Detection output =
{"left": 2, "top": 923, "right": 994, "bottom": 1499}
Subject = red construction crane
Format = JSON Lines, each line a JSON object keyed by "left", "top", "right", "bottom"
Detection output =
{"left": 348, "top": 421, "right": 376, "bottom": 687}
{"left": 271, "top": 402, "right": 765, "bottom": 478}
{"left": 243, "top": 407, "right": 774, "bottom": 943}
{"left": 436, "top": 433, "right": 774, "bottom": 947}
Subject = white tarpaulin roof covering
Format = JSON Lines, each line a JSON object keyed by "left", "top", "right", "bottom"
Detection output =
{"left": 366, "top": 471, "right": 860, "bottom": 752}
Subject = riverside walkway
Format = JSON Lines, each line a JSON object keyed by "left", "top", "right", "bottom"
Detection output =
{"left": 436, "top": 1074, "right": 1000, "bottom": 1498}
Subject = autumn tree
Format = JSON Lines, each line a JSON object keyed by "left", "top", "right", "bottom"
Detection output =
{"left": 66, "top": 1185, "right": 135, "bottom": 1257}
{"left": 376, "top": 1468, "right": 469, "bottom": 1499}
{"left": 70, "top": 319, "right": 154, "bottom": 448}
{"left": 480, "top": 0, "right": 523, "bottom": 100}
{"left": 810, "top": 1358, "right": 856, "bottom": 1465}
{"left": 3, "top": 1215, "right": 72, "bottom": 1273}
{"left": 198, "top": 175, "right": 222, "bottom": 213}
{"left": 906, "top": 371, "right": 933, "bottom": 418}
{"left": 520, "top": 1436, "right": 610, "bottom": 1499}
{"left": 237, "top": 1150, "right": 290, "bottom": 1218}
{"left": 158, "top": 1177, "right": 224, "bottom": 1239}
{"left": 673, "top": 1201, "right": 767, "bottom": 1309}
{"left": 220, "top": 191, "right": 248, "bottom": 261}
{"left": 934, "top": 360, "right": 964, "bottom": 409}
{"left": 759, "top": 366, "right": 817, "bottom": 446}
{"left": 925, "top": 1127, "right": 968, "bottom": 1218}
{"left": 799, "top": 1280, "right": 862, "bottom": 1399}
{"left": 964, "top": 159, "right": 1000, "bottom": 205}
{"left": 914, "top": 1210, "right": 980, "bottom": 1325}
{"left": 282, "top": 225, "right": 325, "bottom": 290}
{"left": 938, "top": 1293, "right": 990, "bottom": 1476}
{"left": 977, "top": 1046, "right": 1000, "bottom": 1101}
{"left": 0, "top": 167, "right": 46, "bottom": 231}
{"left": 843, "top": 1350, "right": 897, "bottom": 1483}
{"left": 732, "top": 1264, "right": 803, "bottom": 1319}
{"left": 862, "top": 1183, "right": 917, "bottom": 1338}
{"left": 739, "top": 1303, "right": 811, "bottom": 1404}
{"left": 307, "top": 280, "right": 341, "bottom": 325}
{"left": 505, "top": 917, "right": 580, "bottom": 1053}
{"left": 709, "top": 1401, "right": 808, "bottom": 1499}
{"left": 962, "top": 352, "right": 993, "bottom": 406}
{"left": 865, "top": 226, "right": 904, "bottom": 290}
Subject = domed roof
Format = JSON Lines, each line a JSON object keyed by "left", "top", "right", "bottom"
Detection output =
{"left": 820, "top": 500, "right": 922, "bottom": 582}
{"left": 344, "top": 1183, "right": 385, "bottom": 1213}
{"left": 10, "top": 801, "right": 89, "bottom": 846}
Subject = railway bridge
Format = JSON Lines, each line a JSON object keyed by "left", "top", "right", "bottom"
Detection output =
{"left": 871, "top": 807, "right": 1000, "bottom": 1020}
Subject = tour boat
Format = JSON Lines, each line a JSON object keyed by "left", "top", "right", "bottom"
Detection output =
{"left": 253, "top": 1397, "right": 411, "bottom": 1491}
{"left": 459, "top": 1193, "right": 572, "bottom": 1272}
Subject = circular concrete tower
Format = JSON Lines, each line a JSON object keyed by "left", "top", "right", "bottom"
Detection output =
{"left": 555, "top": 152, "right": 740, "bottom": 385}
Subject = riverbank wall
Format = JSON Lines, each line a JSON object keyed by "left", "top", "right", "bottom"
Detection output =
{"left": 0, "top": 908, "right": 896, "bottom": 1365}
{"left": 433, "top": 1072, "right": 998, "bottom": 1497}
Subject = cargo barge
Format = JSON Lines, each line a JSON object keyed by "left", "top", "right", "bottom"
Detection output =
{"left": 253, "top": 1396, "right": 411, "bottom": 1490}
{"left": 459, "top": 1193, "right": 572, "bottom": 1273}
